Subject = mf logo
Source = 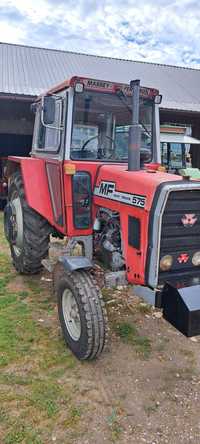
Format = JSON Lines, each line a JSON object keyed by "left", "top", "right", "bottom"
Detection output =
{"left": 178, "top": 253, "right": 189, "bottom": 264}
{"left": 99, "top": 181, "right": 115, "bottom": 195}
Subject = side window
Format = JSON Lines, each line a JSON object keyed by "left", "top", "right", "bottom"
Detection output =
{"left": 35, "top": 97, "right": 63, "bottom": 152}
{"left": 43, "top": 100, "right": 62, "bottom": 151}
{"left": 38, "top": 116, "right": 45, "bottom": 148}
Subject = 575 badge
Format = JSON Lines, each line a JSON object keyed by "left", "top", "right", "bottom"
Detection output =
{"left": 94, "top": 181, "right": 146, "bottom": 209}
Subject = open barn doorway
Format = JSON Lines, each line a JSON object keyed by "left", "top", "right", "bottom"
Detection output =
{"left": 0, "top": 96, "right": 35, "bottom": 207}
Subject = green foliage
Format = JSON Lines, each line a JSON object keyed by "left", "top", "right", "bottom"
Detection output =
{"left": 29, "top": 380, "right": 61, "bottom": 417}
{"left": 107, "top": 409, "right": 123, "bottom": 442}
{"left": 4, "top": 424, "right": 43, "bottom": 444}
{"left": 115, "top": 321, "right": 151, "bottom": 358}
{"left": 0, "top": 215, "right": 78, "bottom": 443}
{"left": 0, "top": 297, "right": 37, "bottom": 367}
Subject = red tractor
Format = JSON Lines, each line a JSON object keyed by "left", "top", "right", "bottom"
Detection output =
{"left": 4, "top": 76, "right": 200, "bottom": 360}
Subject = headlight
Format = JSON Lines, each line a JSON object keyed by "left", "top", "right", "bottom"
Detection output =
{"left": 192, "top": 252, "right": 200, "bottom": 266}
{"left": 160, "top": 255, "right": 173, "bottom": 271}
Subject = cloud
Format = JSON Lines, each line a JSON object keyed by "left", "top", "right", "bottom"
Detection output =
{"left": 0, "top": 0, "right": 200, "bottom": 67}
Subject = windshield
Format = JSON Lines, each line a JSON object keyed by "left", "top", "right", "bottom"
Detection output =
{"left": 71, "top": 90, "right": 153, "bottom": 161}
{"left": 161, "top": 142, "right": 186, "bottom": 170}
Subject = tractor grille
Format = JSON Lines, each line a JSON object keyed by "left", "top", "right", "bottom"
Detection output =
{"left": 159, "top": 189, "right": 200, "bottom": 284}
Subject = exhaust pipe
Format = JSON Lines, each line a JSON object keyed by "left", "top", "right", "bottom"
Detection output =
{"left": 128, "top": 79, "right": 141, "bottom": 171}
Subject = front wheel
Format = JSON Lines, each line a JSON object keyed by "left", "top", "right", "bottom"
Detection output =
{"left": 54, "top": 265, "right": 108, "bottom": 360}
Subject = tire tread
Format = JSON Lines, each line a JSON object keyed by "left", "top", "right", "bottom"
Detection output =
{"left": 8, "top": 170, "right": 51, "bottom": 274}
{"left": 54, "top": 266, "right": 108, "bottom": 360}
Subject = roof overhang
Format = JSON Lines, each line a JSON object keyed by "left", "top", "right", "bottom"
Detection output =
{"left": 0, "top": 93, "right": 36, "bottom": 101}
{"left": 160, "top": 133, "right": 200, "bottom": 144}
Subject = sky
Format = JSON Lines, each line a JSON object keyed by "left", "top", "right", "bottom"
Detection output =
{"left": 0, "top": 0, "right": 200, "bottom": 67}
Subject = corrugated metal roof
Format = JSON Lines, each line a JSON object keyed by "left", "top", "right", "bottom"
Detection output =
{"left": 1, "top": 42, "right": 200, "bottom": 112}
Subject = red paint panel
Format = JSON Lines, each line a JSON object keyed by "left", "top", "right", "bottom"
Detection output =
{"left": 93, "top": 164, "right": 182, "bottom": 285}
{"left": 17, "top": 157, "right": 53, "bottom": 221}
{"left": 46, "top": 161, "right": 64, "bottom": 227}
{"left": 8, "top": 157, "right": 66, "bottom": 233}
{"left": 21, "top": 157, "right": 66, "bottom": 234}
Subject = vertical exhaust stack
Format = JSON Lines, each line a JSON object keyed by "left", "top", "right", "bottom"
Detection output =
{"left": 128, "top": 79, "right": 141, "bottom": 171}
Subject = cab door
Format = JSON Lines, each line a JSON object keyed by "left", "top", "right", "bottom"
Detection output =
{"left": 32, "top": 94, "right": 66, "bottom": 233}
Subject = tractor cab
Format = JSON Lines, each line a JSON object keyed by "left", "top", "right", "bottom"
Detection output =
{"left": 70, "top": 83, "right": 153, "bottom": 163}
{"left": 34, "top": 76, "right": 162, "bottom": 168}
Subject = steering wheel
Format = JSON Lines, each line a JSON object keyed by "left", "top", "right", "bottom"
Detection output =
{"left": 81, "top": 135, "right": 99, "bottom": 150}
{"left": 81, "top": 135, "right": 115, "bottom": 158}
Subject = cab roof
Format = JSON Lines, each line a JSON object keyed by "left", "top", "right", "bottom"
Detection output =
{"left": 38, "top": 76, "right": 159, "bottom": 100}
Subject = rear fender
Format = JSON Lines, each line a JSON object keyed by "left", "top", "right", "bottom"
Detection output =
{"left": 7, "top": 157, "right": 54, "bottom": 227}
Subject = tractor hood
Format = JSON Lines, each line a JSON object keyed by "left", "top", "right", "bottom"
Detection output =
{"left": 93, "top": 164, "right": 182, "bottom": 211}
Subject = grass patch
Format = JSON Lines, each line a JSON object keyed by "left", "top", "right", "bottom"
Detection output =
{"left": 0, "top": 373, "right": 32, "bottom": 386}
{"left": 0, "top": 252, "right": 14, "bottom": 275}
{"left": 0, "top": 215, "right": 81, "bottom": 443}
{"left": 24, "top": 276, "right": 54, "bottom": 313}
{"left": 24, "top": 277, "right": 42, "bottom": 294}
{"left": 4, "top": 424, "right": 43, "bottom": 444}
{"left": 39, "top": 339, "right": 76, "bottom": 371}
{"left": 0, "top": 407, "right": 9, "bottom": 424}
{"left": 63, "top": 405, "right": 83, "bottom": 428}
{"left": 29, "top": 380, "right": 62, "bottom": 418}
{"left": 0, "top": 293, "right": 18, "bottom": 310}
{"left": 115, "top": 321, "right": 151, "bottom": 359}
{"left": 0, "top": 300, "right": 37, "bottom": 367}
{"left": 107, "top": 408, "right": 123, "bottom": 442}
{"left": 18, "top": 290, "right": 29, "bottom": 300}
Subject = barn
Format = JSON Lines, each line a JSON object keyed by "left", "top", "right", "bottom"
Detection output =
{"left": 0, "top": 41, "right": 200, "bottom": 164}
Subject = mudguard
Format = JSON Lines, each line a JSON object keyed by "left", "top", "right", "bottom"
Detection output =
{"left": 58, "top": 255, "right": 93, "bottom": 272}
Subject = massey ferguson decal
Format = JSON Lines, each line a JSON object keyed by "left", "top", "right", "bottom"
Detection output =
{"left": 72, "top": 77, "right": 159, "bottom": 98}
{"left": 94, "top": 181, "right": 146, "bottom": 208}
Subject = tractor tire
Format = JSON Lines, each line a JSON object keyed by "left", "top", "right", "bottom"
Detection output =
{"left": 4, "top": 170, "right": 51, "bottom": 274}
{"left": 54, "top": 264, "right": 108, "bottom": 360}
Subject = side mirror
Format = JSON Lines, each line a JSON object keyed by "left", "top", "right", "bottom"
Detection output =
{"left": 42, "top": 96, "right": 56, "bottom": 125}
{"left": 30, "top": 102, "right": 37, "bottom": 114}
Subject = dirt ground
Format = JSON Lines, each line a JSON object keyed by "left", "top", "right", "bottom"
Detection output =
{"left": 1, "top": 216, "right": 200, "bottom": 444}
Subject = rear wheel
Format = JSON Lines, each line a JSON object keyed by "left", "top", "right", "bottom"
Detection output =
{"left": 54, "top": 264, "right": 108, "bottom": 360}
{"left": 4, "top": 170, "right": 51, "bottom": 274}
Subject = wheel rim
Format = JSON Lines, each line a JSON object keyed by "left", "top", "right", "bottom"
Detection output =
{"left": 62, "top": 289, "right": 81, "bottom": 341}
{"left": 11, "top": 192, "right": 23, "bottom": 257}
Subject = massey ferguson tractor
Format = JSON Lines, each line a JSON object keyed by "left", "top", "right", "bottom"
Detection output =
{"left": 4, "top": 76, "right": 200, "bottom": 360}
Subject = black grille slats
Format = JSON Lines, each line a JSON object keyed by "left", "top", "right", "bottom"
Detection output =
{"left": 161, "top": 234, "right": 200, "bottom": 250}
{"left": 159, "top": 189, "right": 200, "bottom": 283}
